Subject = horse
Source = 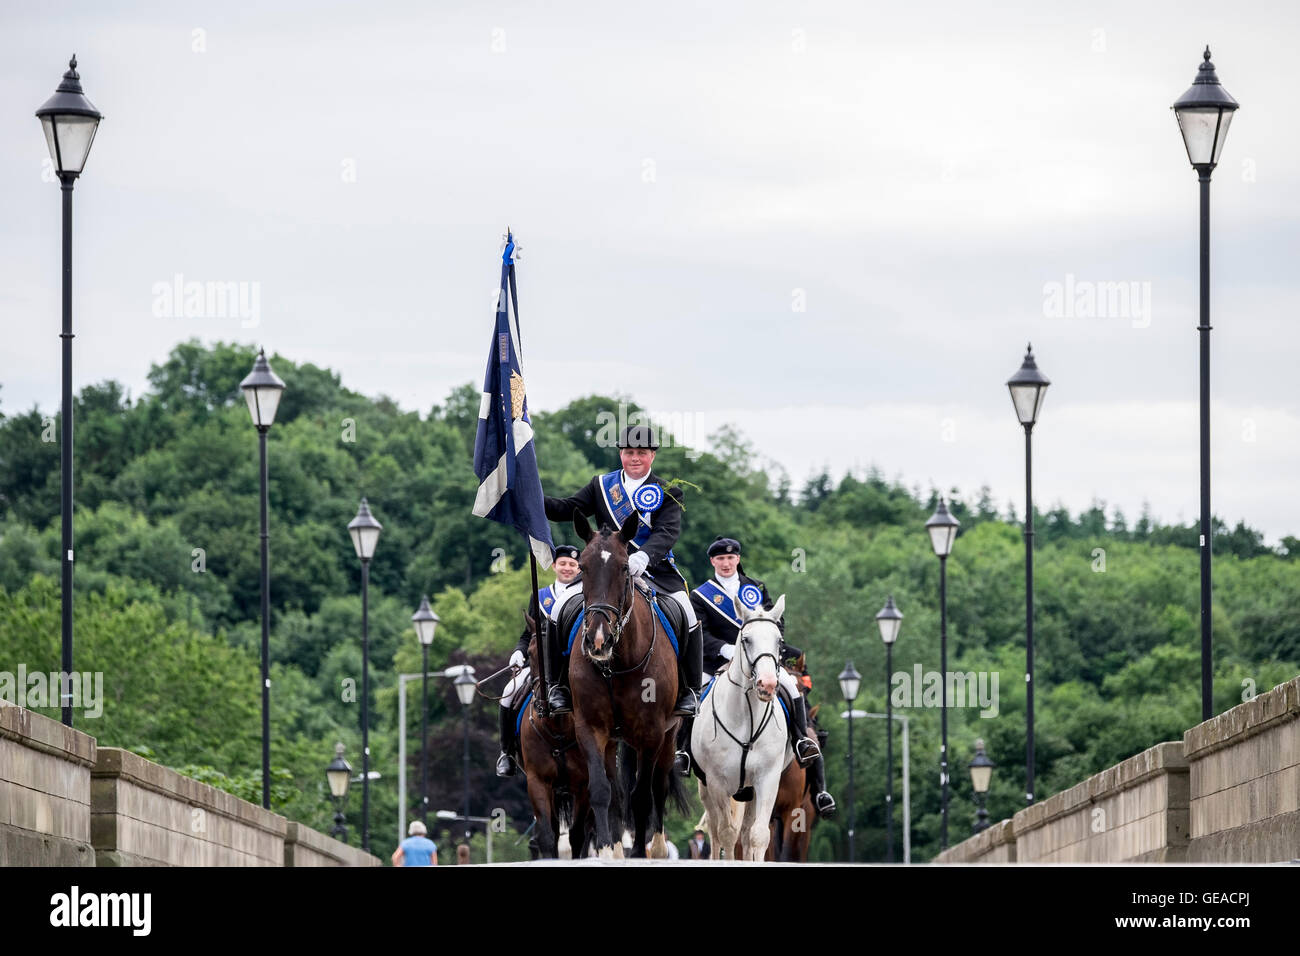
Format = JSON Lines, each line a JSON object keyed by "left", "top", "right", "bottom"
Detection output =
{"left": 693, "top": 596, "right": 791, "bottom": 861}
{"left": 570, "top": 511, "right": 688, "bottom": 858}
{"left": 516, "top": 614, "right": 592, "bottom": 859}
{"left": 764, "top": 701, "right": 822, "bottom": 862}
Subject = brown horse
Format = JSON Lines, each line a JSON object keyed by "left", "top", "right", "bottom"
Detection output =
{"left": 517, "top": 619, "right": 591, "bottom": 859}
{"left": 571, "top": 511, "right": 687, "bottom": 857}
{"left": 765, "top": 701, "right": 821, "bottom": 862}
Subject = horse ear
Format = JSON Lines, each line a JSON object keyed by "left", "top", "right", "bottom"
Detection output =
{"left": 616, "top": 512, "right": 639, "bottom": 544}
{"left": 809, "top": 703, "right": 820, "bottom": 721}
{"left": 523, "top": 608, "right": 535, "bottom": 630}
{"left": 573, "top": 512, "right": 595, "bottom": 543}
{"left": 738, "top": 602, "right": 756, "bottom": 624}
{"left": 771, "top": 594, "right": 786, "bottom": 621}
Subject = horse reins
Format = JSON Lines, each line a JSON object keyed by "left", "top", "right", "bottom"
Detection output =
{"left": 710, "top": 618, "right": 782, "bottom": 792}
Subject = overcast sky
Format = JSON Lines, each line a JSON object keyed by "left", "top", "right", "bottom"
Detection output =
{"left": 3, "top": 1, "right": 1298, "bottom": 542}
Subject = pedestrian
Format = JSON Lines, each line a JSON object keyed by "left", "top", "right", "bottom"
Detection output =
{"left": 391, "top": 820, "right": 438, "bottom": 866}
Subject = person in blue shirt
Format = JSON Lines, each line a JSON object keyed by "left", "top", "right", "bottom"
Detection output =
{"left": 391, "top": 819, "right": 438, "bottom": 866}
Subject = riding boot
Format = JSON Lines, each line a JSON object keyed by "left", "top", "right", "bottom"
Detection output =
{"left": 808, "top": 751, "right": 836, "bottom": 818}
{"left": 785, "top": 689, "right": 821, "bottom": 768}
{"left": 544, "top": 618, "right": 572, "bottom": 715}
{"left": 674, "top": 716, "right": 694, "bottom": 776}
{"left": 496, "top": 706, "right": 517, "bottom": 777}
{"left": 674, "top": 622, "right": 703, "bottom": 716}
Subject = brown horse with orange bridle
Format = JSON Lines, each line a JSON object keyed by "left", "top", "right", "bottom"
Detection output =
{"left": 570, "top": 512, "right": 688, "bottom": 857}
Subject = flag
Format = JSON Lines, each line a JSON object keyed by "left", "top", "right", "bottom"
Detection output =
{"left": 471, "top": 232, "right": 554, "bottom": 569}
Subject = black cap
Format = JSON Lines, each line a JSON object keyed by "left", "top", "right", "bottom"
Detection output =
{"left": 617, "top": 423, "right": 659, "bottom": 450}
{"left": 553, "top": 545, "right": 580, "bottom": 561}
{"left": 707, "top": 536, "right": 742, "bottom": 558}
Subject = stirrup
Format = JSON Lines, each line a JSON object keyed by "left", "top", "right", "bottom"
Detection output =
{"left": 673, "top": 688, "right": 698, "bottom": 717}
{"left": 673, "top": 750, "right": 691, "bottom": 776}
{"left": 814, "top": 791, "right": 836, "bottom": 819}
{"left": 794, "top": 736, "right": 820, "bottom": 768}
{"left": 496, "top": 751, "right": 516, "bottom": 777}
{"left": 547, "top": 684, "right": 572, "bottom": 715}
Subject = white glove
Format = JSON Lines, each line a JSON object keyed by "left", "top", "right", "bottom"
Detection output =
{"left": 720, "top": 644, "right": 735, "bottom": 661}
{"left": 627, "top": 551, "right": 649, "bottom": 577}
{"left": 509, "top": 650, "right": 526, "bottom": 669}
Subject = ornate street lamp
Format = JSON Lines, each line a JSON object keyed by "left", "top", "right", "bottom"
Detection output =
{"left": 876, "top": 596, "right": 902, "bottom": 862}
{"left": 924, "top": 498, "right": 960, "bottom": 847}
{"left": 412, "top": 596, "right": 440, "bottom": 824}
{"left": 838, "top": 660, "right": 861, "bottom": 862}
{"left": 347, "top": 498, "right": 382, "bottom": 851}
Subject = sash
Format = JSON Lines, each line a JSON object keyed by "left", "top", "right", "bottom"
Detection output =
{"left": 694, "top": 579, "right": 740, "bottom": 627}
{"left": 538, "top": 585, "right": 555, "bottom": 617}
{"left": 598, "top": 470, "right": 677, "bottom": 564}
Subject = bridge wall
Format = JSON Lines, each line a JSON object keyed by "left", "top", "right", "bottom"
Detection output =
{"left": 1184, "top": 674, "right": 1300, "bottom": 862}
{"left": 936, "top": 673, "right": 1300, "bottom": 864}
{"left": 0, "top": 704, "right": 377, "bottom": 866}
{"left": 0, "top": 704, "right": 97, "bottom": 866}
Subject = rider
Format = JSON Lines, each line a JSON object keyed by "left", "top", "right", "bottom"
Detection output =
{"left": 689, "top": 535, "right": 836, "bottom": 818}
{"left": 541, "top": 423, "right": 704, "bottom": 724}
{"left": 495, "top": 544, "right": 585, "bottom": 777}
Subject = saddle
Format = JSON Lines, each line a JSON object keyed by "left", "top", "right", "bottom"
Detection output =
{"left": 559, "top": 582, "right": 687, "bottom": 657}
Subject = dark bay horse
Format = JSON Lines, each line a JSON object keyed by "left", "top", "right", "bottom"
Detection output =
{"left": 571, "top": 512, "right": 687, "bottom": 857}
{"left": 518, "top": 621, "right": 591, "bottom": 859}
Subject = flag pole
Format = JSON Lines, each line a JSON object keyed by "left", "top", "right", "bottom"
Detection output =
{"left": 507, "top": 233, "right": 552, "bottom": 715}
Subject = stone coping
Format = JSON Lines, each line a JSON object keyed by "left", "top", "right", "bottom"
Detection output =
{"left": 92, "top": 748, "right": 287, "bottom": 838}
{"left": 1184, "top": 675, "right": 1300, "bottom": 760}
{"left": 1013, "top": 741, "right": 1186, "bottom": 833}
{"left": 284, "top": 822, "right": 382, "bottom": 866}
{"left": 0, "top": 704, "right": 96, "bottom": 768}
{"left": 933, "top": 817, "right": 1015, "bottom": 863}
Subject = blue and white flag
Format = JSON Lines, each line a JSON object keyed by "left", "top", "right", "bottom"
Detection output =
{"left": 471, "top": 232, "right": 555, "bottom": 569}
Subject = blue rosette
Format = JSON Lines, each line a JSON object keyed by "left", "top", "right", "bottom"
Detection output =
{"left": 738, "top": 583, "right": 763, "bottom": 609}
{"left": 633, "top": 483, "right": 664, "bottom": 512}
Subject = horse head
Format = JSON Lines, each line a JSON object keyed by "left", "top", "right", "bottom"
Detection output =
{"left": 735, "top": 594, "right": 786, "bottom": 702}
{"left": 573, "top": 511, "right": 640, "bottom": 664}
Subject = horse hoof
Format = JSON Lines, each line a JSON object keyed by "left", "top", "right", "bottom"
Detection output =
{"left": 598, "top": 846, "right": 615, "bottom": 860}
{"left": 649, "top": 833, "right": 668, "bottom": 859}
{"left": 611, "top": 842, "right": 625, "bottom": 859}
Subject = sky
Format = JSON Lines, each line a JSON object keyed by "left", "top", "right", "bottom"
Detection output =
{"left": 3, "top": 0, "right": 1298, "bottom": 542}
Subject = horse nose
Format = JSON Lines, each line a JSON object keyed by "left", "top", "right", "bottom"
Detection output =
{"left": 593, "top": 625, "right": 604, "bottom": 651}
{"left": 760, "top": 675, "right": 776, "bottom": 695}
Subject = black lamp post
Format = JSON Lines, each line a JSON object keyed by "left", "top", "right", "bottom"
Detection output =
{"left": 412, "top": 596, "right": 440, "bottom": 824}
{"left": 347, "top": 498, "right": 382, "bottom": 852}
{"left": 36, "top": 56, "right": 102, "bottom": 728}
{"left": 969, "top": 738, "right": 995, "bottom": 834}
{"left": 924, "top": 498, "right": 959, "bottom": 848}
{"left": 837, "top": 660, "right": 861, "bottom": 862}
{"left": 1173, "top": 48, "right": 1238, "bottom": 723}
{"left": 875, "top": 596, "right": 902, "bottom": 863}
{"left": 1007, "top": 344, "right": 1049, "bottom": 806}
{"left": 240, "top": 350, "right": 285, "bottom": 809}
{"left": 454, "top": 671, "right": 477, "bottom": 842}
{"left": 326, "top": 742, "right": 352, "bottom": 843}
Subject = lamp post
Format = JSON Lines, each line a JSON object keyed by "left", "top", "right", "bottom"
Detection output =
{"left": 837, "top": 661, "right": 861, "bottom": 862}
{"left": 875, "top": 596, "right": 902, "bottom": 862}
{"left": 1007, "top": 344, "right": 1049, "bottom": 805}
{"left": 240, "top": 350, "right": 285, "bottom": 809}
{"left": 969, "top": 738, "right": 995, "bottom": 835}
{"left": 1173, "top": 48, "right": 1238, "bottom": 723}
{"left": 453, "top": 671, "right": 477, "bottom": 842}
{"left": 36, "top": 56, "right": 102, "bottom": 728}
{"left": 325, "top": 742, "right": 352, "bottom": 843}
{"left": 924, "top": 498, "right": 959, "bottom": 848}
{"left": 411, "top": 596, "right": 440, "bottom": 824}
{"left": 347, "top": 498, "right": 382, "bottom": 852}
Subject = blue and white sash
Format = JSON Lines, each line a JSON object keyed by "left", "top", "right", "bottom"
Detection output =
{"left": 598, "top": 471, "right": 677, "bottom": 565}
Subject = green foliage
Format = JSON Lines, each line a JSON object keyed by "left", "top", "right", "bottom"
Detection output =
{"left": 2, "top": 339, "right": 1297, "bottom": 864}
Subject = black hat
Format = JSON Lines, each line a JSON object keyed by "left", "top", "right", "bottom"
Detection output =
{"left": 553, "top": 545, "right": 580, "bottom": 561}
{"left": 617, "top": 423, "right": 659, "bottom": 450}
{"left": 707, "top": 536, "right": 741, "bottom": 558}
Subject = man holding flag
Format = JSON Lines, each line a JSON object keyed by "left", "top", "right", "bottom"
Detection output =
{"left": 472, "top": 232, "right": 556, "bottom": 704}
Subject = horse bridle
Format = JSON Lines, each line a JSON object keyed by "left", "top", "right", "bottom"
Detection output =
{"left": 726, "top": 618, "right": 781, "bottom": 695}
{"left": 581, "top": 568, "right": 633, "bottom": 653}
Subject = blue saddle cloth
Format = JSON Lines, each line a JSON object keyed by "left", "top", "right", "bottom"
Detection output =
{"left": 516, "top": 691, "right": 534, "bottom": 735}
{"left": 562, "top": 596, "right": 680, "bottom": 657}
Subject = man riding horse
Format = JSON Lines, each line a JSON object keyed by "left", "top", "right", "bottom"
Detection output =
{"left": 496, "top": 544, "right": 585, "bottom": 777}
{"left": 541, "top": 424, "right": 704, "bottom": 733}
{"left": 690, "top": 536, "right": 836, "bottom": 818}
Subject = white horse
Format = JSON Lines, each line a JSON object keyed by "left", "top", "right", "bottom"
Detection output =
{"left": 692, "top": 596, "right": 792, "bottom": 861}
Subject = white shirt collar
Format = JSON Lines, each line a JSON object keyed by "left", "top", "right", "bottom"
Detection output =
{"left": 715, "top": 572, "right": 740, "bottom": 597}
{"left": 621, "top": 469, "right": 648, "bottom": 495}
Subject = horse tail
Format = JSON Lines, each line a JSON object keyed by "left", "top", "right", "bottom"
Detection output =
{"left": 665, "top": 755, "right": 690, "bottom": 816}
{"left": 613, "top": 741, "right": 633, "bottom": 833}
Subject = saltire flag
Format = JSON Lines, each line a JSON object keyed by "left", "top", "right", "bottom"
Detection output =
{"left": 471, "top": 231, "right": 555, "bottom": 569}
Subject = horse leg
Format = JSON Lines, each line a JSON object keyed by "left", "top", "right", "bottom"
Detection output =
{"left": 647, "top": 729, "right": 674, "bottom": 859}
{"left": 526, "top": 775, "right": 558, "bottom": 858}
{"left": 628, "top": 748, "right": 655, "bottom": 858}
{"left": 746, "top": 773, "right": 780, "bottom": 862}
{"left": 578, "top": 726, "right": 617, "bottom": 857}
{"left": 700, "top": 784, "right": 736, "bottom": 861}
